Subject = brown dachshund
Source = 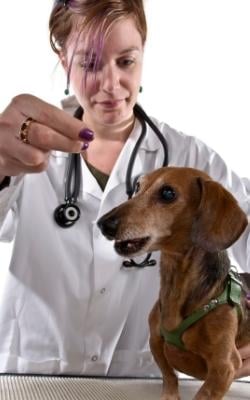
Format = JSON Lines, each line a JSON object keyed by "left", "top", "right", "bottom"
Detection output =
{"left": 98, "top": 167, "right": 250, "bottom": 400}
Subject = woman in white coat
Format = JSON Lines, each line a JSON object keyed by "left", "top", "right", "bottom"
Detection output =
{"left": 0, "top": 0, "right": 249, "bottom": 378}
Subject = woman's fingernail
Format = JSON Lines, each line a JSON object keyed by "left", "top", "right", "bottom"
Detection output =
{"left": 79, "top": 128, "right": 94, "bottom": 141}
{"left": 246, "top": 293, "right": 250, "bottom": 300}
{"left": 81, "top": 142, "right": 89, "bottom": 151}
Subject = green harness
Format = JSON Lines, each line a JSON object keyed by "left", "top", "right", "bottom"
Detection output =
{"left": 160, "top": 269, "right": 243, "bottom": 350}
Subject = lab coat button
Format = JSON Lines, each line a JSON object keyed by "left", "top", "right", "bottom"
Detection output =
{"left": 100, "top": 288, "right": 106, "bottom": 294}
{"left": 91, "top": 355, "right": 98, "bottom": 362}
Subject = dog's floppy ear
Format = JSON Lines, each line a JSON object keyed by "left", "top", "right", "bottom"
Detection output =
{"left": 192, "top": 177, "right": 248, "bottom": 252}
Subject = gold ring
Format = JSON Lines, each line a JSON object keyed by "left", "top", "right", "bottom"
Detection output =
{"left": 18, "top": 117, "right": 34, "bottom": 144}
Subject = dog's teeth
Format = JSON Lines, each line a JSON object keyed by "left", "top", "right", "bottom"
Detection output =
{"left": 114, "top": 236, "right": 150, "bottom": 256}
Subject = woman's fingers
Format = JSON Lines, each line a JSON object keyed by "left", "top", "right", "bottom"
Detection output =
{"left": 238, "top": 344, "right": 250, "bottom": 360}
{"left": 234, "top": 297, "right": 250, "bottom": 379}
{"left": 234, "top": 348, "right": 250, "bottom": 379}
{"left": 5, "top": 94, "right": 90, "bottom": 141}
{"left": 18, "top": 121, "right": 86, "bottom": 153}
{"left": 246, "top": 294, "right": 250, "bottom": 309}
{"left": 0, "top": 94, "right": 94, "bottom": 177}
{"left": 0, "top": 123, "right": 53, "bottom": 169}
{"left": 0, "top": 151, "right": 50, "bottom": 176}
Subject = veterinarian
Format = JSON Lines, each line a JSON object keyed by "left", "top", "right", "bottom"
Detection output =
{"left": 0, "top": 0, "right": 249, "bottom": 378}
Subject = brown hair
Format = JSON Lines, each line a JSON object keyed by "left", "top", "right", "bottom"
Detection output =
{"left": 49, "top": 0, "right": 147, "bottom": 55}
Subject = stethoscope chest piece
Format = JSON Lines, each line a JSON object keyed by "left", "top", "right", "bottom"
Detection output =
{"left": 54, "top": 203, "right": 80, "bottom": 228}
{"left": 54, "top": 147, "right": 81, "bottom": 228}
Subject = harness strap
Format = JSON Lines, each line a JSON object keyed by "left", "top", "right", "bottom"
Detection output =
{"left": 160, "top": 269, "right": 243, "bottom": 350}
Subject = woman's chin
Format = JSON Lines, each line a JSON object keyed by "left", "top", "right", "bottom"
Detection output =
{"left": 97, "top": 109, "right": 132, "bottom": 127}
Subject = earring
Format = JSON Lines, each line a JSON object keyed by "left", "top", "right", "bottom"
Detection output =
{"left": 139, "top": 86, "right": 143, "bottom": 93}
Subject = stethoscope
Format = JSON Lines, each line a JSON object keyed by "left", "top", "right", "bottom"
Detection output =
{"left": 54, "top": 103, "right": 169, "bottom": 268}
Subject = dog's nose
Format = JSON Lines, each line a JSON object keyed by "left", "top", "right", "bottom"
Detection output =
{"left": 97, "top": 215, "right": 119, "bottom": 239}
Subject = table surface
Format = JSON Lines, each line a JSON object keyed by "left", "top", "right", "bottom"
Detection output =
{"left": 0, "top": 375, "right": 249, "bottom": 400}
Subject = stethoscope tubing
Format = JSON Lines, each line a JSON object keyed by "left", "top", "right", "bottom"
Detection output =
{"left": 54, "top": 103, "right": 169, "bottom": 267}
{"left": 65, "top": 153, "right": 81, "bottom": 203}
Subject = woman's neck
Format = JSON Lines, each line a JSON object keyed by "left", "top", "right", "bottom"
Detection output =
{"left": 81, "top": 113, "right": 136, "bottom": 175}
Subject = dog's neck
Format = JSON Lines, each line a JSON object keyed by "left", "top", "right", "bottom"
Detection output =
{"left": 159, "top": 247, "right": 230, "bottom": 331}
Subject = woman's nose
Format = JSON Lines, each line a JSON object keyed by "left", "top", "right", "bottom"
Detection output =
{"left": 100, "top": 64, "right": 120, "bottom": 93}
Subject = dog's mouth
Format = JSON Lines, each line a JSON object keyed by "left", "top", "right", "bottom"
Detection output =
{"left": 114, "top": 236, "right": 150, "bottom": 256}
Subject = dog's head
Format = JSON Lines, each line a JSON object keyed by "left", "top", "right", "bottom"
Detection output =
{"left": 98, "top": 167, "right": 248, "bottom": 257}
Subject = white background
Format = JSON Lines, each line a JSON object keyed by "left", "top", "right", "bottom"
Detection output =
{"left": 0, "top": 0, "right": 249, "bottom": 271}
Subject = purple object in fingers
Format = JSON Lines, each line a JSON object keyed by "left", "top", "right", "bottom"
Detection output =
{"left": 81, "top": 142, "right": 89, "bottom": 151}
{"left": 79, "top": 128, "right": 94, "bottom": 141}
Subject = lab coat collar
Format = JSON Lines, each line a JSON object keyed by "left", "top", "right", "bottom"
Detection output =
{"left": 79, "top": 118, "right": 156, "bottom": 204}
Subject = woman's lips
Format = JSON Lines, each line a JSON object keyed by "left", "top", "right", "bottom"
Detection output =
{"left": 97, "top": 99, "right": 124, "bottom": 108}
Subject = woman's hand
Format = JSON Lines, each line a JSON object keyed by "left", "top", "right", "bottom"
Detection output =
{"left": 0, "top": 94, "right": 93, "bottom": 179}
{"left": 235, "top": 295, "right": 250, "bottom": 379}
{"left": 235, "top": 344, "right": 250, "bottom": 379}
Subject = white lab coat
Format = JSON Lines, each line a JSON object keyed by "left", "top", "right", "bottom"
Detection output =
{"left": 0, "top": 108, "right": 249, "bottom": 377}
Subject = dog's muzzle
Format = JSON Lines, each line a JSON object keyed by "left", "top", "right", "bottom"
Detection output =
{"left": 97, "top": 213, "right": 150, "bottom": 257}
{"left": 97, "top": 214, "right": 119, "bottom": 240}
{"left": 114, "top": 237, "right": 150, "bottom": 256}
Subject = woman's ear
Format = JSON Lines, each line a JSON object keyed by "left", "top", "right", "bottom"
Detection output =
{"left": 192, "top": 177, "right": 248, "bottom": 252}
{"left": 59, "top": 51, "right": 68, "bottom": 71}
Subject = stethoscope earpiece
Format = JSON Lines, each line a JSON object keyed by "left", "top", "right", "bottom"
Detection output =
{"left": 54, "top": 203, "right": 80, "bottom": 228}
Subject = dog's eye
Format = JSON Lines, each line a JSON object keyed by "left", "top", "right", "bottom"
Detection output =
{"left": 134, "top": 181, "right": 140, "bottom": 194}
{"left": 160, "top": 186, "right": 177, "bottom": 202}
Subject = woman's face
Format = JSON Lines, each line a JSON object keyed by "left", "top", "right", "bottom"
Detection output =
{"left": 63, "top": 17, "right": 144, "bottom": 128}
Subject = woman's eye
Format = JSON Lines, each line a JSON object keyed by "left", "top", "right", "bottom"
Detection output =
{"left": 160, "top": 186, "right": 177, "bottom": 203}
{"left": 79, "top": 60, "right": 96, "bottom": 71}
{"left": 118, "top": 58, "right": 135, "bottom": 68}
